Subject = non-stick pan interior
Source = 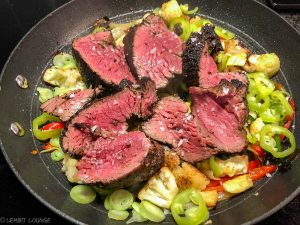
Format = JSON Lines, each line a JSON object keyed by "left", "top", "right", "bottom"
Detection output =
{"left": 0, "top": 0, "right": 299, "bottom": 225}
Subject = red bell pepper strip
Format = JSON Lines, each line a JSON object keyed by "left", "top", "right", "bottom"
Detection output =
{"left": 251, "top": 145, "right": 265, "bottom": 158}
{"left": 249, "top": 165, "right": 277, "bottom": 181}
{"left": 43, "top": 143, "right": 53, "bottom": 150}
{"left": 205, "top": 185, "right": 224, "bottom": 192}
{"left": 205, "top": 176, "right": 231, "bottom": 192}
{"left": 248, "top": 160, "right": 260, "bottom": 170}
{"left": 41, "top": 122, "right": 64, "bottom": 131}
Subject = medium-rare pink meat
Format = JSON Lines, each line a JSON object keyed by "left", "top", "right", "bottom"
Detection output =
{"left": 40, "top": 88, "right": 101, "bottom": 121}
{"left": 73, "top": 31, "right": 136, "bottom": 86}
{"left": 77, "top": 131, "right": 164, "bottom": 188}
{"left": 183, "top": 25, "right": 247, "bottom": 88}
{"left": 190, "top": 80, "right": 248, "bottom": 153}
{"left": 143, "top": 96, "right": 218, "bottom": 162}
{"left": 124, "top": 14, "right": 183, "bottom": 89}
{"left": 62, "top": 80, "right": 156, "bottom": 157}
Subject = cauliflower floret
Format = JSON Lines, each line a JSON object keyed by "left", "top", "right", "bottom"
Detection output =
{"left": 138, "top": 167, "right": 178, "bottom": 209}
{"left": 172, "top": 162, "right": 210, "bottom": 191}
{"left": 44, "top": 68, "right": 82, "bottom": 87}
{"left": 164, "top": 152, "right": 210, "bottom": 190}
{"left": 61, "top": 154, "right": 81, "bottom": 183}
{"left": 197, "top": 155, "right": 249, "bottom": 178}
{"left": 200, "top": 190, "right": 218, "bottom": 208}
{"left": 160, "top": 0, "right": 183, "bottom": 23}
{"left": 216, "top": 155, "right": 249, "bottom": 177}
{"left": 250, "top": 117, "right": 265, "bottom": 142}
{"left": 243, "top": 53, "right": 280, "bottom": 78}
{"left": 163, "top": 151, "right": 180, "bottom": 170}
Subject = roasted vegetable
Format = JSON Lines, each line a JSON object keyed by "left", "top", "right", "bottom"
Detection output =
{"left": 37, "top": 87, "right": 54, "bottom": 103}
{"left": 138, "top": 167, "right": 178, "bottom": 209}
{"left": 44, "top": 68, "right": 82, "bottom": 87}
{"left": 222, "top": 174, "right": 253, "bottom": 194}
{"left": 160, "top": 0, "right": 183, "bottom": 23}
{"left": 198, "top": 155, "right": 249, "bottom": 179}
{"left": 200, "top": 190, "right": 218, "bottom": 208}
{"left": 249, "top": 165, "right": 277, "bottom": 181}
{"left": 53, "top": 81, "right": 87, "bottom": 97}
{"left": 223, "top": 39, "right": 249, "bottom": 55}
{"left": 243, "top": 53, "right": 280, "bottom": 78}
{"left": 172, "top": 162, "right": 210, "bottom": 191}
{"left": 62, "top": 154, "right": 80, "bottom": 183}
{"left": 43, "top": 53, "right": 84, "bottom": 87}
{"left": 165, "top": 151, "right": 206, "bottom": 188}
{"left": 249, "top": 117, "right": 265, "bottom": 143}
{"left": 226, "top": 52, "right": 247, "bottom": 67}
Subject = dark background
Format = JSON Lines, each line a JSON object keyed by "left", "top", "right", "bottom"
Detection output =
{"left": 0, "top": 0, "right": 299, "bottom": 224}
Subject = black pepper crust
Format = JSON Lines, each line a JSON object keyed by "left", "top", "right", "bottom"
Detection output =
{"left": 123, "top": 21, "right": 139, "bottom": 81}
{"left": 183, "top": 24, "right": 223, "bottom": 87}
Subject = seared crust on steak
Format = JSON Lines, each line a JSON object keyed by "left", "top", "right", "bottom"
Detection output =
{"left": 183, "top": 25, "right": 223, "bottom": 87}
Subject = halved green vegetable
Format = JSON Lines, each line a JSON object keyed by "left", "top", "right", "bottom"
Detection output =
{"left": 51, "top": 150, "right": 64, "bottom": 161}
{"left": 109, "top": 189, "right": 134, "bottom": 210}
{"left": 139, "top": 200, "right": 165, "bottom": 222}
{"left": 108, "top": 210, "right": 129, "bottom": 221}
{"left": 70, "top": 185, "right": 96, "bottom": 204}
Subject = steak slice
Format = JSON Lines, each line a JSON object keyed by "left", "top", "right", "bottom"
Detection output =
{"left": 183, "top": 25, "right": 247, "bottom": 88}
{"left": 143, "top": 96, "right": 218, "bottom": 162}
{"left": 73, "top": 31, "right": 136, "bottom": 86}
{"left": 190, "top": 80, "right": 248, "bottom": 153}
{"left": 124, "top": 14, "right": 183, "bottom": 89}
{"left": 40, "top": 88, "right": 101, "bottom": 121}
{"left": 62, "top": 80, "right": 157, "bottom": 157}
{"left": 76, "top": 131, "right": 164, "bottom": 188}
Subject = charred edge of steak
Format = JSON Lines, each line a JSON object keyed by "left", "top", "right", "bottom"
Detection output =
{"left": 123, "top": 21, "right": 139, "bottom": 81}
{"left": 73, "top": 48, "right": 118, "bottom": 91}
{"left": 201, "top": 25, "right": 223, "bottom": 55}
{"left": 199, "top": 78, "right": 249, "bottom": 126}
{"left": 73, "top": 31, "right": 133, "bottom": 90}
{"left": 96, "top": 141, "right": 164, "bottom": 189}
{"left": 183, "top": 24, "right": 223, "bottom": 87}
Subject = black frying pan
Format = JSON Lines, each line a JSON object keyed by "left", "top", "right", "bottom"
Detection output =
{"left": 0, "top": 0, "right": 299, "bottom": 224}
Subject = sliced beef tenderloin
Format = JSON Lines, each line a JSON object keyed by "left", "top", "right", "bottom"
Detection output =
{"left": 190, "top": 80, "right": 248, "bottom": 153}
{"left": 62, "top": 80, "right": 157, "bottom": 157}
{"left": 183, "top": 25, "right": 247, "bottom": 88}
{"left": 76, "top": 131, "right": 164, "bottom": 188}
{"left": 143, "top": 96, "right": 218, "bottom": 162}
{"left": 40, "top": 88, "right": 101, "bottom": 121}
{"left": 124, "top": 14, "right": 183, "bottom": 89}
{"left": 73, "top": 31, "right": 136, "bottom": 86}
